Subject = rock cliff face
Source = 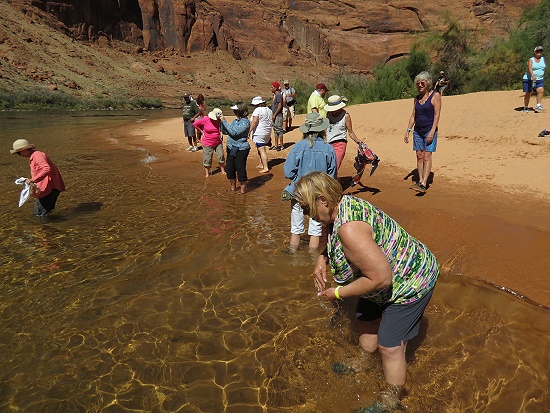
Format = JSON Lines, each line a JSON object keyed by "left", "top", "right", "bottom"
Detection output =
{"left": 11, "top": 0, "right": 539, "bottom": 71}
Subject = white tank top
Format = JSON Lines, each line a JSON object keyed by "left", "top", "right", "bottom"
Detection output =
{"left": 326, "top": 111, "right": 347, "bottom": 143}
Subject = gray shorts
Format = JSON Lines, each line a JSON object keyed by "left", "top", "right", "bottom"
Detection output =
{"left": 183, "top": 120, "right": 196, "bottom": 138}
{"left": 356, "top": 288, "right": 435, "bottom": 348}
{"left": 203, "top": 144, "right": 225, "bottom": 167}
{"left": 273, "top": 114, "right": 284, "bottom": 137}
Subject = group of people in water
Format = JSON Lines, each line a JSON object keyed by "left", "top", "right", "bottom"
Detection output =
{"left": 173, "top": 70, "right": 444, "bottom": 411}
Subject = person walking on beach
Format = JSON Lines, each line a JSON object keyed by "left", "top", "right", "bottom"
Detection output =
{"left": 325, "top": 95, "right": 364, "bottom": 173}
{"left": 270, "top": 82, "right": 284, "bottom": 151}
{"left": 249, "top": 96, "right": 272, "bottom": 173}
{"left": 220, "top": 102, "right": 251, "bottom": 194}
{"left": 11, "top": 139, "right": 65, "bottom": 216}
{"left": 523, "top": 46, "right": 546, "bottom": 112}
{"left": 194, "top": 108, "right": 226, "bottom": 177}
{"left": 434, "top": 71, "right": 450, "bottom": 96}
{"left": 404, "top": 71, "right": 442, "bottom": 194}
{"left": 283, "top": 113, "right": 336, "bottom": 252}
{"left": 282, "top": 80, "right": 297, "bottom": 132}
{"left": 293, "top": 171, "right": 439, "bottom": 411}
{"left": 182, "top": 93, "right": 201, "bottom": 152}
{"left": 307, "top": 83, "right": 329, "bottom": 117}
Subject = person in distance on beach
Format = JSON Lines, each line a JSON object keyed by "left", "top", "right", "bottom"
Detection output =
{"left": 283, "top": 113, "right": 336, "bottom": 253}
{"left": 523, "top": 46, "right": 546, "bottom": 112}
{"left": 293, "top": 171, "right": 439, "bottom": 411}
{"left": 281, "top": 80, "right": 297, "bottom": 132}
{"left": 270, "top": 82, "right": 284, "bottom": 151}
{"left": 248, "top": 96, "right": 273, "bottom": 173}
{"left": 220, "top": 102, "right": 251, "bottom": 194}
{"left": 307, "top": 83, "right": 329, "bottom": 117}
{"left": 182, "top": 93, "right": 200, "bottom": 152}
{"left": 404, "top": 71, "right": 442, "bottom": 194}
{"left": 11, "top": 139, "right": 65, "bottom": 216}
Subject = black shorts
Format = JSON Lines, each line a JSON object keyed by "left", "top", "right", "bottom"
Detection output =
{"left": 355, "top": 288, "right": 435, "bottom": 348}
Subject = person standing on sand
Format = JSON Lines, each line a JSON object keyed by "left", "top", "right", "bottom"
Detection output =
{"left": 182, "top": 93, "right": 201, "bottom": 152}
{"left": 283, "top": 113, "right": 336, "bottom": 252}
{"left": 195, "top": 94, "right": 206, "bottom": 143}
{"left": 404, "top": 71, "right": 442, "bottom": 194}
{"left": 294, "top": 171, "right": 439, "bottom": 411}
{"left": 220, "top": 102, "right": 251, "bottom": 194}
{"left": 325, "top": 95, "right": 364, "bottom": 174}
{"left": 282, "top": 80, "right": 297, "bottom": 132}
{"left": 193, "top": 108, "right": 226, "bottom": 177}
{"left": 523, "top": 46, "right": 546, "bottom": 112}
{"left": 11, "top": 139, "right": 65, "bottom": 216}
{"left": 270, "top": 82, "right": 284, "bottom": 151}
{"left": 307, "top": 83, "right": 329, "bottom": 117}
{"left": 249, "top": 96, "right": 272, "bottom": 173}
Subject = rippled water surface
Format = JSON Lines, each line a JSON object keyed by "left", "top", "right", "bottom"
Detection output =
{"left": 0, "top": 111, "right": 548, "bottom": 412}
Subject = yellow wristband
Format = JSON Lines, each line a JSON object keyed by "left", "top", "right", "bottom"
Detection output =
{"left": 334, "top": 286, "right": 343, "bottom": 300}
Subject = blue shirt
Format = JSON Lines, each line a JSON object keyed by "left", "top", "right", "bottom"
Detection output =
{"left": 283, "top": 135, "right": 337, "bottom": 194}
{"left": 221, "top": 118, "right": 251, "bottom": 151}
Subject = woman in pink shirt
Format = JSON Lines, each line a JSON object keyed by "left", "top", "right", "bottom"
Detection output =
{"left": 194, "top": 108, "right": 226, "bottom": 177}
{"left": 11, "top": 139, "right": 65, "bottom": 216}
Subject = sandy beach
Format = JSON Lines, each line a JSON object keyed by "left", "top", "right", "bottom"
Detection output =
{"left": 128, "top": 90, "right": 550, "bottom": 307}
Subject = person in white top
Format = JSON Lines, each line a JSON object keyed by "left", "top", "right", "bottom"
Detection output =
{"left": 248, "top": 96, "right": 273, "bottom": 173}
{"left": 282, "top": 80, "right": 297, "bottom": 131}
{"left": 325, "top": 95, "right": 364, "bottom": 173}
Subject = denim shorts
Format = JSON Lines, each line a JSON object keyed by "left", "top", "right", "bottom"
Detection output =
{"left": 413, "top": 130, "right": 437, "bottom": 152}
{"left": 356, "top": 288, "right": 435, "bottom": 348}
{"left": 523, "top": 78, "right": 544, "bottom": 93}
{"left": 183, "top": 120, "right": 196, "bottom": 137}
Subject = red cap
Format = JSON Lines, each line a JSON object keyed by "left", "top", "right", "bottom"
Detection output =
{"left": 316, "top": 83, "right": 328, "bottom": 91}
{"left": 272, "top": 81, "right": 280, "bottom": 89}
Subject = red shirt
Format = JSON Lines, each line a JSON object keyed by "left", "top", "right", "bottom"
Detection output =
{"left": 29, "top": 150, "right": 65, "bottom": 197}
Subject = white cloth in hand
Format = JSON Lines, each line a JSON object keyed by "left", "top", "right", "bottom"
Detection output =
{"left": 14, "top": 177, "right": 31, "bottom": 207}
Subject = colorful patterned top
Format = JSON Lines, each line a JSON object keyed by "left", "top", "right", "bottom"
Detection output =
{"left": 327, "top": 195, "right": 439, "bottom": 305}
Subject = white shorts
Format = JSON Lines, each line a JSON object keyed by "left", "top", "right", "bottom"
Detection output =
{"left": 290, "top": 200, "right": 323, "bottom": 236}
{"left": 283, "top": 105, "right": 295, "bottom": 121}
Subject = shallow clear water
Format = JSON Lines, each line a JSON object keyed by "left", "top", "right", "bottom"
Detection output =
{"left": 0, "top": 111, "right": 548, "bottom": 413}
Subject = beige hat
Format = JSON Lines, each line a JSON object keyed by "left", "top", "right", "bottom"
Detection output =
{"left": 10, "top": 139, "right": 35, "bottom": 154}
{"left": 284, "top": 80, "right": 289, "bottom": 84}
{"left": 208, "top": 108, "right": 223, "bottom": 120}
{"left": 299, "top": 112, "right": 330, "bottom": 133}
{"left": 325, "top": 95, "right": 347, "bottom": 112}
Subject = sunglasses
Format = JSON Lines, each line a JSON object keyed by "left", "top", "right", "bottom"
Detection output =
{"left": 416, "top": 81, "right": 427, "bottom": 86}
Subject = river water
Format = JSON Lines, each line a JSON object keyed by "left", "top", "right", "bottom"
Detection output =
{"left": 0, "top": 111, "right": 548, "bottom": 413}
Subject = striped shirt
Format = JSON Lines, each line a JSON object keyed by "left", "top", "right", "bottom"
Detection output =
{"left": 327, "top": 195, "right": 439, "bottom": 305}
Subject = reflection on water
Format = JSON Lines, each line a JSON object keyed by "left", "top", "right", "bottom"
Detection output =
{"left": 0, "top": 112, "right": 548, "bottom": 412}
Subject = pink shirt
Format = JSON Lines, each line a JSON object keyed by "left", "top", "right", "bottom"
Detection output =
{"left": 29, "top": 150, "right": 65, "bottom": 197}
{"left": 193, "top": 117, "right": 222, "bottom": 147}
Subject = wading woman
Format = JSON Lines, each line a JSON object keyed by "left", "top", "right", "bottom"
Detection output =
{"left": 404, "top": 71, "right": 441, "bottom": 193}
{"left": 293, "top": 171, "right": 439, "bottom": 410}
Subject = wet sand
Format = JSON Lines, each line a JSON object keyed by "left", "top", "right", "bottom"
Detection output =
{"left": 126, "top": 91, "right": 550, "bottom": 308}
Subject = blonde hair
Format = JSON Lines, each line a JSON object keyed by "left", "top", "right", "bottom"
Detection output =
{"left": 303, "top": 131, "right": 327, "bottom": 148}
{"left": 293, "top": 171, "right": 342, "bottom": 218}
{"left": 414, "top": 71, "right": 433, "bottom": 90}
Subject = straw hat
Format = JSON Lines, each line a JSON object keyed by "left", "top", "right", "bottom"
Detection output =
{"left": 325, "top": 95, "right": 347, "bottom": 112}
{"left": 208, "top": 108, "right": 223, "bottom": 120}
{"left": 10, "top": 139, "right": 35, "bottom": 154}
{"left": 251, "top": 96, "right": 266, "bottom": 106}
{"left": 299, "top": 112, "right": 330, "bottom": 133}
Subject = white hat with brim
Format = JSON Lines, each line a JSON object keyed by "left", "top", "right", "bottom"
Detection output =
{"left": 299, "top": 113, "right": 330, "bottom": 133}
{"left": 208, "top": 108, "right": 223, "bottom": 120}
{"left": 10, "top": 139, "right": 35, "bottom": 154}
{"left": 230, "top": 104, "right": 239, "bottom": 110}
{"left": 534, "top": 46, "right": 544, "bottom": 52}
{"left": 251, "top": 96, "right": 266, "bottom": 106}
{"left": 325, "top": 95, "right": 347, "bottom": 112}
